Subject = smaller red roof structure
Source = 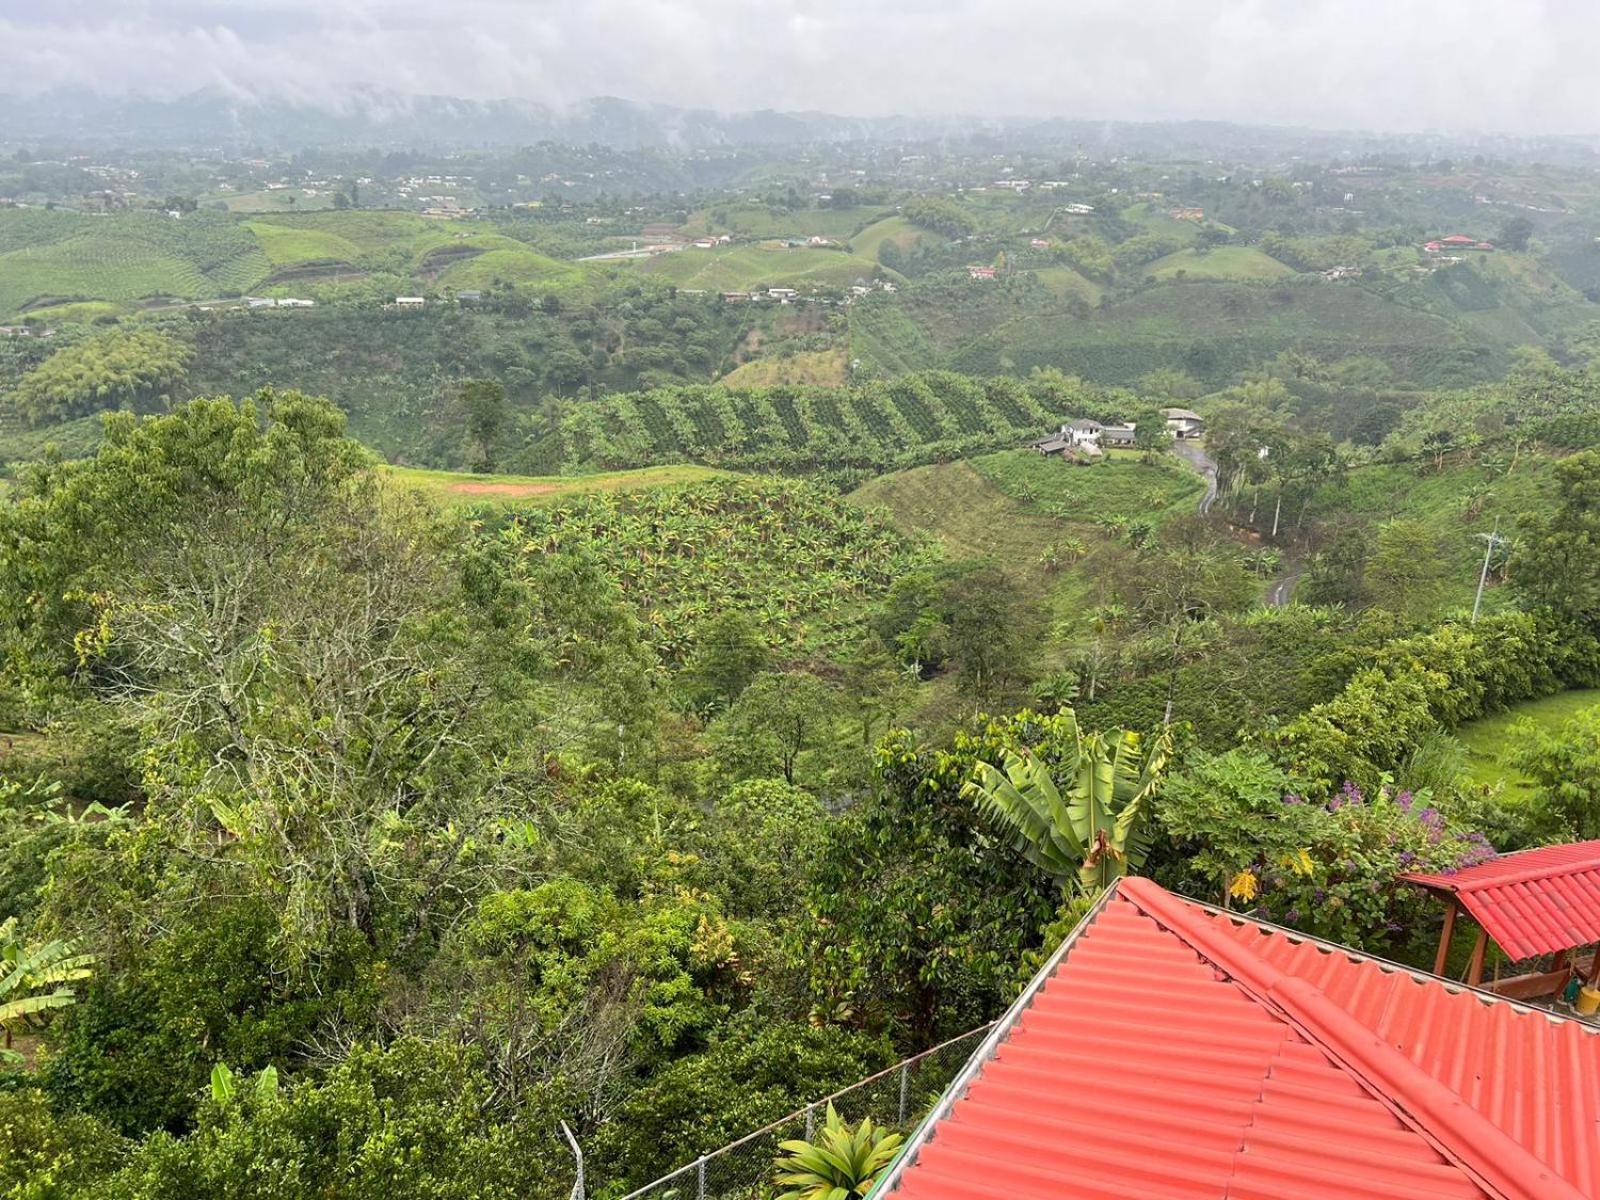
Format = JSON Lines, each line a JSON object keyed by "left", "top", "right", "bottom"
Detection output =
{"left": 1441, "top": 234, "right": 1478, "bottom": 244}
{"left": 874, "top": 877, "right": 1600, "bottom": 1200}
{"left": 1402, "top": 840, "right": 1600, "bottom": 961}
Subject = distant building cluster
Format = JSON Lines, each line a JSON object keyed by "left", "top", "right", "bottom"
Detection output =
{"left": 1031, "top": 408, "right": 1205, "bottom": 462}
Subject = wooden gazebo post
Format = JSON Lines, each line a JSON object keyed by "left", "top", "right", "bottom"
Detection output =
{"left": 1432, "top": 898, "right": 1458, "bottom": 977}
{"left": 1465, "top": 926, "right": 1489, "bottom": 987}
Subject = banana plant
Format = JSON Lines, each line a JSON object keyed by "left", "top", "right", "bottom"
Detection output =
{"left": 0, "top": 918, "right": 94, "bottom": 1057}
{"left": 963, "top": 709, "right": 1172, "bottom": 894}
{"left": 773, "top": 1104, "right": 904, "bottom": 1200}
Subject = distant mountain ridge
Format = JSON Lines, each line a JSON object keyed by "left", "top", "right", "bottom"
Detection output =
{"left": 5, "top": 89, "right": 1600, "bottom": 162}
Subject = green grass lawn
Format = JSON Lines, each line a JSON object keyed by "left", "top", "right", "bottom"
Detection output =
{"left": 1143, "top": 246, "right": 1297, "bottom": 282}
{"left": 385, "top": 463, "right": 732, "bottom": 508}
{"left": 1456, "top": 689, "right": 1600, "bottom": 799}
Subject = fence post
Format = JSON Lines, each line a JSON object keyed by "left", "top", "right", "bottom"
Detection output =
{"left": 696, "top": 1154, "right": 707, "bottom": 1200}
{"left": 561, "top": 1121, "right": 585, "bottom": 1200}
{"left": 805, "top": 1103, "right": 815, "bottom": 1140}
{"left": 898, "top": 1061, "right": 911, "bottom": 1125}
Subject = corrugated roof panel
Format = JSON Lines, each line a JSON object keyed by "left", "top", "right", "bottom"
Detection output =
{"left": 881, "top": 880, "right": 1600, "bottom": 1200}
{"left": 1401, "top": 841, "right": 1600, "bottom": 960}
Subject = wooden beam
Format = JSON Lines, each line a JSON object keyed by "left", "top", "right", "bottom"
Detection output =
{"left": 1465, "top": 927, "right": 1489, "bottom": 987}
{"left": 1587, "top": 946, "right": 1600, "bottom": 989}
{"left": 1432, "top": 899, "right": 1458, "bottom": 977}
{"left": 1486, "top": 967, "right": 1578, "bottom": 1001}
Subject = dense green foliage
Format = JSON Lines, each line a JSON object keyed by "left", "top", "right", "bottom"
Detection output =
{"left": 6, "top": 329, "right": 192, "bottom": 426}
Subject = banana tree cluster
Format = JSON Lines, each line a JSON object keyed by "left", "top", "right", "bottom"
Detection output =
{"left": 962, "top": 709, "right": 1173, "bottom": 894}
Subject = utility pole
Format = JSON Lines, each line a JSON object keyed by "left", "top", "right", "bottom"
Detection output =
{"left": 1471, "top": 519, "right": 1502, "bottom": 624}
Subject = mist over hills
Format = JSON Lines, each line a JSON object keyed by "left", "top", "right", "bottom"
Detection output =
{"left": 7, "top": 89, "right": 1600, "bottom": 163}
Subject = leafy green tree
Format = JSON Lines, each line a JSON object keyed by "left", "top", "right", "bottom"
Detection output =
{"left": 1513, "top": 447, "right": 1600, "bottom": 631}
{"left": 1499, "top": 215, "right": 1534, "bottom": 251}
{"left": 0, "top": 1088, "right": 126, "bottom": 1196}
{"left": 1511, "top": 704, "right": 1600, "bottom": 840}
{"left": 710, "top": 671, "right": 844, "bottom": 787}
{"left": 6, "top": 328, "right": 193, "bottom": 427}
{"left": 678, "top": 611, "right": 770, "bottom": 714}
{"left": 1126, "top": 516, "right": 1256, "bottom": 722}
{"left": 1131, "top": 404, "right": 1173, "bottom": 457}
{"left": 1366, "top": 518, "right": 1449, "bottom": 623}
{"left": 102, "top": 1039, "right": 566, "bottom": 1199}
{"left": 964, "top": 709, "right": 1172, "bottom": 893}
{"left": 459, "top": 378, "right": 510, "bottom": 472}
{"left": 600, "top": 1017, "right": 889, "bottom": 1188}
{"left": 806, "top": 719, "right": 1059, "bottom": 1042}
{"left": 773, "top": 1104, "right": 903, "bottom": 1200}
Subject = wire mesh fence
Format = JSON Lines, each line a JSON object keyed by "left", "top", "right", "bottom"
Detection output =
{"left": 596, "top": 1022, "right": 994, "bottom": 1200}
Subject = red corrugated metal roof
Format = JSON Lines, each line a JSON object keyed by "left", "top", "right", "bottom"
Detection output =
{"left": 1400, "top": 841, "right": 1600, "bottom": 960}
{"left": 877, "top": 878, "right": 1600, "bottom": 1200}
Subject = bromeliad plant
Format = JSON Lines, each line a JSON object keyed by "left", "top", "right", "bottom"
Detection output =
{"left": 962, "top": 708, "right": 1172, "bottom": 894}
{"left": 773, "top": 1104, "right": 904, "bottom": 1200}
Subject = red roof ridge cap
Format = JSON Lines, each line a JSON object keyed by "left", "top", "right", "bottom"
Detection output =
{"left": 1399, "top": 841, "right": 1600, "bottom": 894}
{"left": 1117, "top": 877, "right": 1585, "bottom": 1200}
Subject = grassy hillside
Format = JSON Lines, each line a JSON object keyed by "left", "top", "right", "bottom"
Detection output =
{"left": 631, "top": 244, "right": 892, "bottom": 292}
{"left": 386, "top": 463, "right": 730, "bottom": 507}
{"left": 432, "top": 236, "right": 594, "bottom": 293}
{"left": 1456, "top": 689, "right": 1600, "bottom": 799}
{"left": 849, "top": 449, "right": 1202, "bottom": 631}
{"left": 720, "top": 350, "right": 849, "bottom": 388}
{"left": 1143, "top": 246, "right": 1296, "bottom": 282}
{"left": 849, "top": 216, "right": 934, "bottom": 262}
{"left": 245, "top": 221, "right": 364, "bottom": 268}
{"left": 1029, "top": 265, "right": 1103, "bottom": 305}
{"left": 683, "top": 204, "right": 884, "bottom": 241}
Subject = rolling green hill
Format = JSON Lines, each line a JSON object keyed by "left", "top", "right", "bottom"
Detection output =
{"left": 0, "top": 210, "right": 268, "bottom": 317}
{"left": 1143, "top": 246, "right": 1296, "bottom": 282}
{"left": 850, "top": 215, "right": 935, "bottom": 262}
{"left": 631, "top": 243, "right": 893, "bottom": 292}
{"left": 683, "top": 203, "right": 885, "bottom": 241}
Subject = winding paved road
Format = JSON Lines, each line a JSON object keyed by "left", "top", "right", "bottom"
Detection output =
{"left": 1172, "top": 439, "right": 1298, "bottom": 606}
{"left": 1171, "top": 439, "right": 1218, "bottom": 515}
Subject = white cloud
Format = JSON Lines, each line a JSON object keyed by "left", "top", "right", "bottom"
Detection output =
{"left": 0, "top": 0, "right": 1596, "bottom": 133}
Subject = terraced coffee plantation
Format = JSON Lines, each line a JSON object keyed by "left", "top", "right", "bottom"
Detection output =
{"left": 559, "top": 370, "right": 1103, "bottom": 472}
{"left": 0, "top": 210, "right": 268, "bottom": 317}
{"left": 488, "top": 477, "right": 928, "bottom": 660}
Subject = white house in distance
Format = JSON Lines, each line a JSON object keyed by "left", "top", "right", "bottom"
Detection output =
{"left": 1161, "top": 407, "right": 1205, "bottom": 439}
{"left": 394, "top": 296, "right": 426, "bottom": 307}
{"left": 1033, "top": 409, "right": 1205, "bottom": 457}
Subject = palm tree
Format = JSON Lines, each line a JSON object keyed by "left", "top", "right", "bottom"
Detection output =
{"left": 963, "top": 711, "right": 1172, "bottom": 893}
{"left": 773, "top": 1105, "right": 904, "bottom": 1200}
{"left": 0, "top": 918, "right": 94, "bottom": 1056}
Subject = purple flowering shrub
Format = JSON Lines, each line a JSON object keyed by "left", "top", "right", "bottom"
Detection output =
{"left": 1157, "top": 750, "right": 1496, "bottom": 958}
{"left": 1249, "top": 780, "right": 1495, "bottom": 954}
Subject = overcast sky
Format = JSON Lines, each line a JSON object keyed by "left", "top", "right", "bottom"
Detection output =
{"left": 1, "top": 1, "right": 1596, "bottom": 134}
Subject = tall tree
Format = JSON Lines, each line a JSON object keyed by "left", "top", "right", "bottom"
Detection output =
{"left": 460, "top": 378, "right": 510, "bottom": 472}
{"left": 1513, "top": 447, "right": 1600, "bottom": 631}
